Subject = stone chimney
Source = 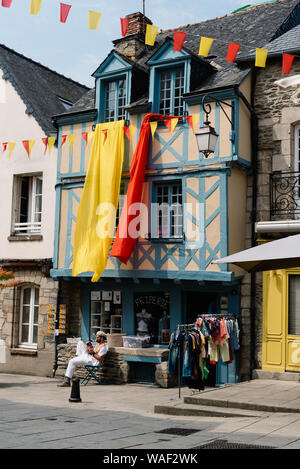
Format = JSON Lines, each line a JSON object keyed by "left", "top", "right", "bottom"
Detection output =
{"left": 113, "top": 12, "right": 153, "bottom": 58}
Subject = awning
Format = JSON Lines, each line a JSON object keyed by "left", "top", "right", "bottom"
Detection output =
{"left": 214, "top": 234, "right": 300, "bottom": 273}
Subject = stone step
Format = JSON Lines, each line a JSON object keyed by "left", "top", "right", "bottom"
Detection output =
{"left": 184, "top": 395, "right": 300, "bottom": 414}
{"left": 154, "top": 402, "right": 265, "bottom": 418}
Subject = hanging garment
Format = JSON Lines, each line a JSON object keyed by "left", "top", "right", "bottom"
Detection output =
{"left": 72, "top": 120, "right": 125, "bottom": 282}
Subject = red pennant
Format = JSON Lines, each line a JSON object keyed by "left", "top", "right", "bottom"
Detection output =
{"left": 22, "top": 140, "right": 30, "bottom": 158}
{"left": 186, "top": 116, "right": 193, "bottom": 131}
{"left": 61, "top": 135, "right": 67, "bottom": 147}
{"left": 42, "top": 137, "right": 48, "bottom": 155}
{"left": 164, "top": 120, "right": 172, "bottom": 132}
{"left": 174, "top": 31, "right": 187, "bottom": 52}
{"left": 226, "top": 42, "right": 241, "bottom": 63}
{"left": 2, "top": 0, "right": 13, "bottom": 7}
{"left": 2, "top": 142, "right": 8, "bottom": 152}
{"left": 120, "top": 18, "right": 129, "bottom": 37}
{"left": 124, "top": 126, "right": 130, "bottom": 142}
{"left": 82, "top": 132, "right": 88, "bottom": 148}
{"left": 60, "top": 3, "right": 71, "bottom": 23}
{"left": 282, "top": 53, "right": 295, "bottom": 74}
{"left": 102, "top": 129, "right": 108, "bottom": 144}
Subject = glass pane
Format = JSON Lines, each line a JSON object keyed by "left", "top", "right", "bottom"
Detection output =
{"left": 21, "top": 325, "right": 29, "bottom": 343}
{"left": 22, "top": 306, "right": 30, "bottom": 324}
{"left": 34, "top": 306, "right": 39, "bottom": 324}
{"left": 289, "top": 276, "right": 300, "bottom": 334}
{"left": 23, "top": 288, "right": 31, "bottom": 305}
{"left": 33, "top": 325, "right": 38, "bottom": 344}
{"left": 35, "top": 288, "right": 39, "bottom": 306}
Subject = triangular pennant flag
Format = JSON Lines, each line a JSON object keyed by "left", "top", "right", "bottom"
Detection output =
{"left": 42, "top": 137, "right": 48, "bottom": 155}
{"left": 129, "top": 125, "right": 137, "bottom": 142}
{"left": 68, "top": 134, "right": 76, "bottom": 151}
{"left": 82, "top": 132, "right": 88, "bottom": 149}
{"left": 192, "top": 114, "right": 199, "bottom": 132}
{"left": 170, "top": 118, "right": 178, "bottom": 135}
{"left": 22, "top": 139, "right": 35, "bottom": 158}
{"left": 48, "top": 136, "right": 55, "bottom": 154}
{"left": 2, "top": 0, "right": 13, "bottom": 7}
{"left": 2, "top": 142, "right": 8, "bottom": 152}
{"left": 61, "top": 135, "right": 67, "bottom": 148}
{"left": 123, "top": 126, "right": 130, "bottom": 142}
{"left": 199, "top": 37, "right": 214, "bottom": 57}
{"left": 145, "top": 24, "right": 158, "bottom": 46}
{"left": 255, "top": 48, "right": 268, "bottom": 68}
{"left": 186, "top": 116, "right": 193, "bottom": 131}
{"left": 150, "top": 121, "right": 157, "bottom": 140}
{"left": 282, "top": 53, "right": 295, "bottom": 74}
{"left": 60, "top": 3, "right": 71, "bottom": 23}
{"left": 120, "top": 18, "right": 129, "bottom": 37}
{"left": 87, "top": 131, "right": 94, "bottom": 147}
{"left": 164, "top": 119, "right": 172, "bottom": 133}
{"left": 226, "top": 42, "right": 241, "bottom": 63}
{"left": 8, "top": 142, "right": 15, "bottom": 159}
{"left": 174, "top": 31, "right": 186, "bottom": 52}
{"left": 102, "top": 129, "right": 108, "bottom": 144}
{"left": 88, "top": 10, "right": 102, "bottom": 30}
{"left": 30, "top": 0, "right": 42, "bottom": 15}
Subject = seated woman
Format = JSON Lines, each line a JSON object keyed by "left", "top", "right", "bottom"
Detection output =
{"left": 58, "top": 331, "right": 108, "bottom": 387}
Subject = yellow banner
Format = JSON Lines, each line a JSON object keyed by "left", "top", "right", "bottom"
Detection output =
{"left": 30, "top": 0, "right": 42, "bottom": 15}
{"left": 145, "top": 25, "right": 158, "bottom": 46}
{"left": 88, "top": 11, "right": 102, "bottom": 30}
{"left": 72, "top": 120, "right": 125, "bottom": 282}
{"left": 255, "top": 48, "right": 268, "bottom": 67}
{"left": 199, "top": 37, "right": 214, "bottom": 57}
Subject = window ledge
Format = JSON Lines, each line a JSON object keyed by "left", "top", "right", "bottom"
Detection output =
{"left": 147, "top": 237, "right": 185, "bottom": 244}
{"left": 10, "top": 348, "right": 37, "bottom": 357}
{"left": 8, "top": 235, "right": 43, "bottom": 242}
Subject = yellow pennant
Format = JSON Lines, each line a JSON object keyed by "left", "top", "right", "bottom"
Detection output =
{"left": 48, "top": 136, "right": 56, "bottom": 154}
{"left": 88, "top": 11, "right": 102, "bottom": 30}
{"left": 8, "top": 142, "right": 16, "bottom": 159}
{"left": 170, "top": 118, "right": 178, "bottom": 135}
{"left": 150, "top": 121, "right": 158, "bottom": 140}
{"left": 199, "top": 37, "right": 214, "bottom": 57}
{"left": 30, "top": 0, "right": 42, "bottom": 15}
{"left": 68, "top": 134, "right": 76, "bottom": 151}
{"left": 145, "top": 24, "right": 159, "bottom": 46}
{"left": 87, "top": 131, "right": 94, "bottom": 147}
{"left": 129, "top": 125, "right": 137, "bottom": 142}
{"left": 29, "top": 139, "right": 35, "bottom": 156}
{"left": 255, "top": 48, "right": 268, "bottom": 68}
{"left": 192, "top": 114, "right": 200, "bottom": 132}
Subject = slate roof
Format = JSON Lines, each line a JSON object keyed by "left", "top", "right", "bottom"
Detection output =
{"left": 0, "top": 44, "right": 89, "bottom": 134}
{"left": 60, "top": 0, "right": 300, "bottom": 115}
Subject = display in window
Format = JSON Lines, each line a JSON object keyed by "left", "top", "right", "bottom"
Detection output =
{"left": 134, "top": 293, "right": 170, "bottom": 344}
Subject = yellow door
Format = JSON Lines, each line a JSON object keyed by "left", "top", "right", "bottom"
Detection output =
{"left": 285, "top": 271, "right": 300, "bottom": 372}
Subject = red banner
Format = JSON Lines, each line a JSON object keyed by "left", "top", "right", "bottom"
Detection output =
{"left": 120, "top": 17, "right": 129, "bottom": 37}
{"left": 60, "top": 3, "right": 72, "bottom": 23}
{"left": 174, "top": 31, "right": 186, "bottom": 52}
{"left": 226, "top": 42, "right": 241, "bottom": 63}
{"left": 282, "top": 53, "right": 295, "bottom": 74}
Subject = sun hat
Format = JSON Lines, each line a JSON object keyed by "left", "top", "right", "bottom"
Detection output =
{"left": 96, "top": 331, "right": 107, "bottom": 339}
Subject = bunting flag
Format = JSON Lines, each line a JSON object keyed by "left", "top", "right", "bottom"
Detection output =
{"left": 48, "top": 136, "right": 56, "bottom": 154}
{"left": 30, "top": 0, "right": 42, "bottom": 15}
{"left": 88, "top": 10, "right": 101, "bottom": 30}
{"left": 68, "top": 133, "right": 76, "bottom": 151}
{"left": 87, "top": 131, "right": 94, "bottom": 147}
{"left": 282, "top": 53, "right": 295, "bottom": 74}
{"left": 120, "top": 18, "right": 129, "bottom": 37}
{"left": 186, "top": 114, "right": 199, "bottom": 133}
{"left": 61, "top": 134, "right": 67, "bottom": 147}
{"left": 2, "top": 142, "right": 8, "bottom": 152}
{"left": 164, "top": 118, "right": 178, "bottom": 135}
{"left": 226, "top": 42, "right": 241, "bottom": 63}
{"left": 22, "top": 139, "right": 35, "bottom": 158}
{"left": 255, "top": 48, "right": 268, "bottom": 68}
{"left": 199, "top": 37, "right": 214, "bottom": 57}
{"left": 60, "top": 3, "right": 72, "bottom": 23}
{"left": 82, "top": 131, "right": 88, "bottom": 149}
{"left": 145, "top": 24, "right": 158, "bottom": 46}
{"left": 173, "top": 31, "right": 187, "bottom": 52}
{"left": 2, "top": 0, "right": 13, "bottom": 7}
{"left": 8, "top": 142, "right": 15, "bottom": 159}
{"left": 150, "top": 121, "right": 157, "bottom": 140}
{"left": 42, "top": 137, "right": 48, "bottom": 154}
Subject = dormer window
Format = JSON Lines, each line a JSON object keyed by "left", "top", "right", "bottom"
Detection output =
{"left": 159, "top": 66, "right": 184, "bottom": 116}
{"left": 104, "top": 78, "right": 127, "bottom": 122}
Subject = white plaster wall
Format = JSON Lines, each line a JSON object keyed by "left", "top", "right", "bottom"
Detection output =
{"left": 0, "top": 70, "right": 57, "bottom": 260}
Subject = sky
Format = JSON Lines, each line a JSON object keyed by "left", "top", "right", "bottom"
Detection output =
{"left": 0, "top": 0, "right": 255, "bottom": 88}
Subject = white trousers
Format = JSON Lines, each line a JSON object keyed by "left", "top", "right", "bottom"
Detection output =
{"left": 65, "top": 341, "right": 99, "bottom": 379}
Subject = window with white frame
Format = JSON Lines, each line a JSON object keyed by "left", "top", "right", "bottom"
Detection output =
{"left": 152, "top": 181, "right": 183, "bottom": 239}
{"left": 159, "top": 66, "right": 184, "bottom": 117}
{"left": 104, "top": 78, "right": 127, "bottom": 122}
{"left": 12, "top": 175, "right": 43, "bottom": 235}
{"left": 19, "top": 285, "right": 39, "bottom": 348}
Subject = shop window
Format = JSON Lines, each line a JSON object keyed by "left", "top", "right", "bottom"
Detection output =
{"left": 134, "top": 292, "right": 170, "bottom": 345}
{"left": 104, "top": 78, "right": 127, "bottom": 122}
{"left": 159, "top": 66, "right": 184, "bottom": 116}
{"left": 12, "top": 174, "right": 43, "bottom": 235}
{"left": 90, "top": 290, "right": 122, "bottom": 340}
{"left": 19, "top": 285, "right": 39, "bottom": 348}
{"left": 288, "top": 275, "right": 300, "bottom": 335}
{"left": 152, "top": 181, "right": 183, "bottom": 239}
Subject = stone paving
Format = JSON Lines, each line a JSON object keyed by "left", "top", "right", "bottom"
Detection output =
{"left": 1, "top": 374, "right": 300, "bottom": 449}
